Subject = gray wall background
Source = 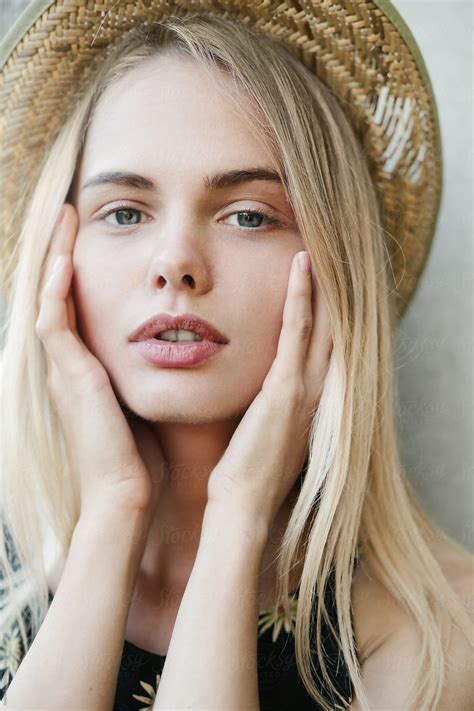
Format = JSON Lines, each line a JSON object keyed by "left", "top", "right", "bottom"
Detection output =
{"left": 1, "top": 0, "right": 473, "bottom": 551}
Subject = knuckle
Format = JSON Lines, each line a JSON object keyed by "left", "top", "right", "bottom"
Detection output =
{"left": 65, "top": 359, "right": 93, "bottom": 384}
{"left": 295, "top": 316, "right": 313, "bottom": 340}
{"left": 34, "top": 315, "right": 43, "bottom": 333}
{"left": 35, "top": 318, "right": 49, "bottom": 339}
{"left": 277, "top": 374, "right": 306, "bottom": 406}
{"left": 81, "top": 361, "right": 110, "bottom": 391}
{"left": 35, "top": 310, "right": 56, "bottom": 338}
{"left": 291, "top": 380, "right": 307, "bottom": 406}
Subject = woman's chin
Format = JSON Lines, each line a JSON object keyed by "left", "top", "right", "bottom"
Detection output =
{"left": 119, "top": 389, "right": 250, "bottom": 427}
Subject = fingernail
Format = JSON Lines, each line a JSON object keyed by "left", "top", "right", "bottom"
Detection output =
{"left": 298, "top": 251, "right": 310, "bottom": 275}
{"left": 53, "top": 255, "right": 65, "bottom": 272}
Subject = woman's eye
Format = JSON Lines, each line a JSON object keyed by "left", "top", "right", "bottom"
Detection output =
{"left": 222, "top": 209, "right": 280, "bottom": 231}
{"left": 97, "top": 205, "right": 281, "bottom": 232}
{"left": 99, "top": 205, "right": 144, "bottom": 227}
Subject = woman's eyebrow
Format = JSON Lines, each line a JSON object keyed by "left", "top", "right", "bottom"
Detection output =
{"left": 80, "top": 167, "right": 287, "bottom": 193}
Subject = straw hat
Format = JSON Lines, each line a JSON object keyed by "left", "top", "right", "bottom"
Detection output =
{"left": 0, "top": 0, "right": 442, "bottom": 322}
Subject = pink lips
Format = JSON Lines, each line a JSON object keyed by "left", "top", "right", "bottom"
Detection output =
{"left": 129, "top": 312, "right": 229, "bottom": 367}
{"left": 132, "top": 338, "right": 227, "bottom": 367}
{"left": 129, "top": 312, "right": 229, "bottom": 344}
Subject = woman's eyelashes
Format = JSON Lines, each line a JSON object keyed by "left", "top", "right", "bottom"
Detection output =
{"left": 224, "top": 208, "right": 281, "bottom": 230}
{"left": 95, "top": 202, "right": 283, "bottom": 232}
{"left": 98, "top": 203, "right": 145, "bottom": 228}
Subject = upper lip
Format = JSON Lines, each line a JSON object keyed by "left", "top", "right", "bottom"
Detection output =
{"left": 130, "top": 312, "right": 229, "bottom": 344}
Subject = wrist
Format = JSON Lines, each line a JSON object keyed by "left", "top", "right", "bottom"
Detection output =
{"left": 203, "top": 500, "right": 269, "bottom": 550}
{"left": 75, "top": 500, "right": 149, "bottom": 553}
{"left": 68, "top": 504, "right": 149, "bottom": 614}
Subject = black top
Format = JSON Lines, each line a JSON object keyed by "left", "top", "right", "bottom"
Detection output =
{"left": 0, "top": 523, "right": 354, "bottom": 709}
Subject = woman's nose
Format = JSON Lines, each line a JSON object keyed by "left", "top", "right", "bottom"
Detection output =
{"left": 145, "top": 236, "right": 212, "bottom": 297}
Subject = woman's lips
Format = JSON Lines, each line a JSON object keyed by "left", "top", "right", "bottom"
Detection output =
{"left": 131, "top": 337, "right": 227, "bottom": 367}
{"left": 129, "top": 312, "right": 229, "bottom": 344}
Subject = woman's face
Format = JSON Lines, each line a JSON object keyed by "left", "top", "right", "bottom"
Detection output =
{"left": 71, "top": 52, "right": 305, "bottom": 424}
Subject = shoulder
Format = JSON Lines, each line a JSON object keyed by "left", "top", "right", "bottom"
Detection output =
{"left": 350, "top": 540, "right": 474, "bottom": 710}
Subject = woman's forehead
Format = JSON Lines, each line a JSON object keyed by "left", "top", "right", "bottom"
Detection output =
{"left": 91, "top": 51, "right": 247, "bottom": 128}
{"left": 75, "top": 58, "right": 280, "bottom": 198}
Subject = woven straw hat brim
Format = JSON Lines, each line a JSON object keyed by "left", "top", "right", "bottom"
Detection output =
{"left": 0, "top": 0, "right": 442, "bottom": 322}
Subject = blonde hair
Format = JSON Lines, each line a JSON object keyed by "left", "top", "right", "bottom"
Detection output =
{"left": 1, "top": 10, "right": 472, "bottom": 710}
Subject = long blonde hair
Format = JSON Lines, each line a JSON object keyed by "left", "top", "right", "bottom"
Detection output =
{"left": 1, "top": 10, "right": 472, "bottom": 710}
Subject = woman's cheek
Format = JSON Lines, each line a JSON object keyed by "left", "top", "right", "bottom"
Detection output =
{"left": 70, "top": 268, "right": 108, "bottom": 352}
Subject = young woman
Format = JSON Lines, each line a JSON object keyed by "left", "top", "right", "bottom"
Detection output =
{"left": 1, "top": 4, "right": 472, "bottom": 710}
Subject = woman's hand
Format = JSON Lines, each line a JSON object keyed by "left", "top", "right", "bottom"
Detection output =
{"left": 35, "top": 203, "right": 168, "bottom": 522}
{"left": 206, "top": 250, "right": 332, "bottom": 531}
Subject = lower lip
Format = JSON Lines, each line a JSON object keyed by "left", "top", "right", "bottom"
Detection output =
{"left": 132, "top": 338, "right": 227, "bottom": 367}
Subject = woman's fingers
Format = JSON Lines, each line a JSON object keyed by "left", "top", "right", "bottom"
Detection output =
{"left": 304, "top": 260, "right": 333, "bottom": 404}
{"left": 263, "top": 249, "right": 332, "bottom": 412}
{"left": 35, "top": 204, "right": 100, "bottom": 383}
{"left": 207, "top": 250, "right": 332, "bottom": 524}
{"left": 36, "top": 252, "right": 86, "bottom": 375}
{"left": 268, "top": 251, "right": 313, "bottom": 386}
{"left": 34, "top": 203, "right": 161, "bottom": 514}
{"left": 39, "top": 206, "right": 65, "bottom": 301}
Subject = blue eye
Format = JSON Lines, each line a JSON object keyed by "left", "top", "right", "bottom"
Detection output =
{"left": 223, "top": 209, "right": 280, "bottom": 230}
{"left": 100, "top": 205, "right": 143, "bottom": 227}
{"left": 97, "top": 204, "right": 281, "bottom": 231}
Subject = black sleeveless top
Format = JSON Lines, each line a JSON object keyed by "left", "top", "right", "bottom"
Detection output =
{"left": 0, "top": 522, "right": 354, "bottom": 709}
{"left": 114, "top": 575, "right": 354, "bottom": 710}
